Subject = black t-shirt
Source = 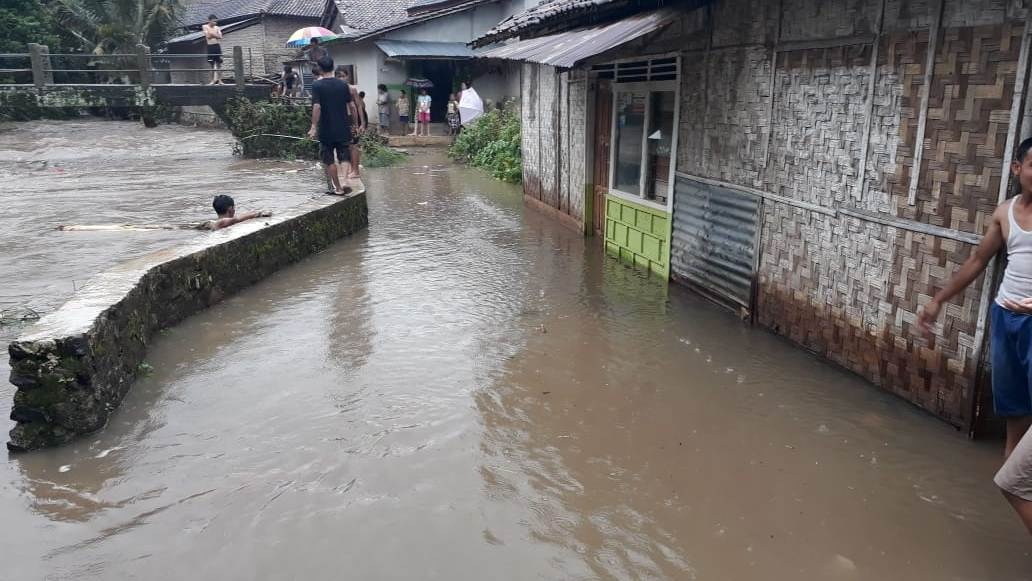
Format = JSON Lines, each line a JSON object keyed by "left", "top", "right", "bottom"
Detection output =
{"left": 284, "top": 71, "right": 297, "bottom": 89}
{"left": 311, "top": 77, "right": 352, "bottom": 143}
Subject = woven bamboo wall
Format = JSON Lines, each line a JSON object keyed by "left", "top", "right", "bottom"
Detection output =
{"left": 663, "top": 0, "right": 1029, "bottom": 429}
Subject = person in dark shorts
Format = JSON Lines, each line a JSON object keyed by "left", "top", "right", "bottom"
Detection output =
{"left": 308, "top": 55, "right": 358, "bottom": 195}
{"left": 336, "top": 66, "right": 365, "bottom": 178}
{"left": 281, "top": 65, "right": 299, "bottom": 98}
{"left": 202, "top": 15, "right": 223, "bottom": 85}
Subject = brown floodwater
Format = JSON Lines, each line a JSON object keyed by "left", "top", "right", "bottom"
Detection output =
{"left": 2, "top": 123, "right": 1032, "bottom": 580}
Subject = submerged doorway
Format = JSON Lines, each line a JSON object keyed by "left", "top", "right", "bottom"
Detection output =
{"left": 407, "top": 60, "right": 456, "bottom": 123}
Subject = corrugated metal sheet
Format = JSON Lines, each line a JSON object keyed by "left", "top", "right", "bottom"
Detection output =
{"left": 671, "top": 174, "right": 760, "bottom": 311}
{"left": 476, "top": 9, "right": 677, "bottom": 68}
{"left": 375, "top": 40, "right": 475, "bottom": 58}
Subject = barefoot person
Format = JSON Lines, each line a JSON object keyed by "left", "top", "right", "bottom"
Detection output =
{"left": 308, "top": 56, "right": 357, "bottom": 195}
{"left": 202, "top": 15, "right": 223, "bottom": 85}
{"left": 336, "top": 67, "right": 365, "bottom": 179}
{"left": 918, "top": 136, "right": 1032, "bottom": 533}
{"left": 207, "top": 195, "right": 270, "bottom": 230}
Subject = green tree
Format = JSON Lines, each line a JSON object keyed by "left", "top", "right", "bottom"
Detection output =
{"left": 48, "top": 0, "right": 180, "bottom": 55}
{"left": 0, "top": 0, "right": 68, "bottom": 53}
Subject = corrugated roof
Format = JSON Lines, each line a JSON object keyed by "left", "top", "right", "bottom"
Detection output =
{"left": 375, "top": 40, "right": 475, "bottom": 58}
{"left": 179, "top": 0, "right": 322, "bottom": 27}
{"left": 476, "top": 8, "right": 676, "bottom": 68}
{"left": 165, "top": 17, "right": 261, "bottom": 44}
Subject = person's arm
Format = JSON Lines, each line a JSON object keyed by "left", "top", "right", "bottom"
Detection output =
{"left": 213, "top": 26, "right": 223, "bottom": 40}
{"left": 348, "top": 100, "right": 358, "bottom": 129}
{"left": 918, "top": 205, "right": 1006, "bottom": 334}
{"left": 212, "top": 210, "right": 271, "bottom": 230}
{"left": 308, "top": 84, "right": 321, "bottom": 139}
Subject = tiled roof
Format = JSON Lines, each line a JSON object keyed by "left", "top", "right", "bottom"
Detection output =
{"left": 475, "top": 0, "right": 616, "bottom": 45}
{"left": 329, "top": 0, "right": 492, "bottom": 40}
{"left": 179, "top": 0, "right": 323, "bottom": 27}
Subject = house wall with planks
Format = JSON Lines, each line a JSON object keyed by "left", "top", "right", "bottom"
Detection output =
{"left": 668, "top": 0, "right": 1030, "bottom": 431}
{"left": 520, "top": 63, "right": 588, "bottom": 231}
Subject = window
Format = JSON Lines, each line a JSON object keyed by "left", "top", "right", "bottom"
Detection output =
{"left": 607, "top": 79, "right": 679, "bottom": 208}
{"left": 614, "top": 91, "right": 646, "bottom": 196}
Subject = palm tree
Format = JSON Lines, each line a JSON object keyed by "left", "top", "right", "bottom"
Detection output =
{"left": 48, "top": 0, "right": 179, "bottom": 55}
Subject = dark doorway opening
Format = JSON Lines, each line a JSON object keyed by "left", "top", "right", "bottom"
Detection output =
{"left": 408, "top": 60, "right": 455, "bottom": 123}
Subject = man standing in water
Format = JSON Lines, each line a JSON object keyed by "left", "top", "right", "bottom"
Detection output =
{"left": 308, "top": 56, "right": 357, "bottom": 195}
{"left": 202, "top": 15, "right": 223, "bottom": 85}
{"left": 918, "top": 137, "right": 1032, "bottom": 534}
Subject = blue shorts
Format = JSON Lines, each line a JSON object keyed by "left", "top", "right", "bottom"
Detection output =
{"left": 991, "top": 303, "right": 1032, "bottom": 417}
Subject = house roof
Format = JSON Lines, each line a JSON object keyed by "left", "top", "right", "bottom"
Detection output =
{"left": 165, "top": 17, "right": 261, "bottom": 45}
{"left": 375, "top": 39, "right": 476, "bottom": 58}
{"left": 476, "top": 8, "right": 676, "bottom": 67}
{"left": 473, "top": 0, "right": 707, "bottom": 47}
{"left": 325, "top": 0, "right": 494, "bottom": 41}
{"left": 179, "top": 0, "right": 323, "bottom": 27}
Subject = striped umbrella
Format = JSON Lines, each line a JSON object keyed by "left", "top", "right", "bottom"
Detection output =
{"left": 286, "top": 27, "right": 338, "bottom": 48}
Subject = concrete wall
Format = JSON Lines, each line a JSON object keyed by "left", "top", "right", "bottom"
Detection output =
{"left": 529, "top": 0, "right": 1032, "bottom": 430}
{"left": 7, "top": 194, "right": 368, "bottom": 451}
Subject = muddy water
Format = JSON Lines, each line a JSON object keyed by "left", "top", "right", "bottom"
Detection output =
{"left": 1, "top": 135, "right": 1031, "bottom": 580}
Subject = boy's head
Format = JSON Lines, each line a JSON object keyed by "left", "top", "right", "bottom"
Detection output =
{"left": 311, "top": 38, "right": 320, "bottom": 46}
{"left": 378, "top": 84, "right": 387, "bottom": 93}
{"left": 212, "top": 194, "right": 235, "bottom": 217}
{"left": 400, "top": 89, "right": 406, "bottom": 97}
{"left": 208, "top": 14, "right": 217, "bottom": 23}
{"left": 1012, "top": 137, "right": 1032, "bottom": 195}
{"left": 335, "top": 65, "right": 348, "bottom": 80}
{"left": 284, "top": 65, "right": 292, "bottom": 73}
{"left": 358, "top": 90, "right": 365, "bottom": 99}
{"left": 316, "top": 55, "right": 334, "bottom": 75}
{"left": 420, "top": 88, "right": 427, "bottom": 95}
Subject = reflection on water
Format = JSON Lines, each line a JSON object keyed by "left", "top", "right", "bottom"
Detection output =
{"left": 1, "top": 134, "right": 1031, "bottom": 579}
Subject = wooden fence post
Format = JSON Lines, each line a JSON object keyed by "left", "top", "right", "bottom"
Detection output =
{"left": 233, "top": 46, "right": 244, "bottom": 89}
{"left": 28, "top": 43, "right": 45, "bottom": 88}
{"left": 136, "top": 44, "right": 151, "bottom": 89}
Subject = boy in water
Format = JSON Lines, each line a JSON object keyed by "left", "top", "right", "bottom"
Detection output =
{"left": 918, "top": 137, "right": 1032, "bottom": 534}
{"left": 207, "top": 194, "right": 270, "bottom": 230}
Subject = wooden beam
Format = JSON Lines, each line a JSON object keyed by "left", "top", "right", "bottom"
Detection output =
{"left": 906, "top": 0, "right": 944, "bottom": 206}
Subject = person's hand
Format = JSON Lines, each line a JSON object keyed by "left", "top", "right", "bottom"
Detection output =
{"left": 307, "top": 126, "right": 317, "bottom": 140}
{"left": 1002, "top": 297, "right": 1032, "bottom": 315}
{"left": 917, "top": 299, "right": 942, "bottom": 337}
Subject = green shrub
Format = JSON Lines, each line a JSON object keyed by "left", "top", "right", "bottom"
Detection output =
{"left": 225, "top": 97, "right": 406, "bottom": 167}
{"left": 358, "top": 130, "right": 406, "bottom": 168}
{"left": 448, "top": 108, "right": 521, "bottom": 183}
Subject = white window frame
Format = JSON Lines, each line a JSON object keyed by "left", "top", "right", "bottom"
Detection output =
{"left": 605, "top": 57, "right": 680, "bottom": 213}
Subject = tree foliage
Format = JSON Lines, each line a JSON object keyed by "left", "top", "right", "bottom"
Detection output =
{"left": 47, "top": 0, "right": 180, "bottom": 55}
{"left": 449, "top": 108, "right": 522, "bottom": 183}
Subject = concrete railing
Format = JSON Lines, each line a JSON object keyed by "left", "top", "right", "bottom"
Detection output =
{"left": 6, "top": 193, "right": 368, "bottom": 451}
{"left": 1, "top": 43, "right": 249, "bottom": 88}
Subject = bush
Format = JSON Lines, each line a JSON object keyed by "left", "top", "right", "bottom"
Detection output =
{"left": 449, "top": 108, "right": 522, "bottom": 183}
{"left": 225, "top": 97, "right": 319, "bottom": 160}
{"left": 225, "top": 98, "right": 407, "bottom": 168}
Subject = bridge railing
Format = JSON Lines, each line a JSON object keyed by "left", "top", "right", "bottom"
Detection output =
{"left": 0, "top": 44, "right": 253, "bottom": 89}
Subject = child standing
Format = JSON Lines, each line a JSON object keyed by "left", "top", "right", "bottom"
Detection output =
{"left": 397, "top": 90, "right": 410, "bottom": 135}
{"left": 919, "top": 136, "right": 1032, "bottom": 535}
{"left": 446, "top": 93, "right": 460, "bottom": 136}
{"left": 416, "top": 88, "right": 431, "bottom": 137}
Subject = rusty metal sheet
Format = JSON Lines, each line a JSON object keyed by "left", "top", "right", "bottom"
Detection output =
{"left": 475, "top": 9, "right": 679, "bottom": 69}
{"left": 671, "top": 174, "right": 761, "bottom": 311}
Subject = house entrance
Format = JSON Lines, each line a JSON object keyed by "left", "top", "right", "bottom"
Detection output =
{"left": 407, "top": 60, "right": 456, "bottom": 123}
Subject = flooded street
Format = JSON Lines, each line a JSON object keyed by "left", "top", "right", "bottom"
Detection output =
{"left": 2, "top": 122, "right": 1032, "bottom": 580}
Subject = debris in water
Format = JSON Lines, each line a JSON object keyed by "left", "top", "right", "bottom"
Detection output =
{"left": 96, "top": 446, "right": 124, "bottom": 459}
{"left": 59, "top": 465, "right": 71, "bottom": 473}
{"left": 817, "top": 424, "right": 830, "bottom": 434}
{"left": 417, "top": 201, "right": 428, "bottom": 206}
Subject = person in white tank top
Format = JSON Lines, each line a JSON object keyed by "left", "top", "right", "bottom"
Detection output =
{"left": 919, "top": 136, "right": 1032, "bottom": 534}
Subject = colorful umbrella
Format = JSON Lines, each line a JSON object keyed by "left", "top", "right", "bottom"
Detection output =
{"left": 404, "top": 78, "right": 434, "bottom": 89}
{"left": 286, "top": 27, "right": 338, "bottom": 48}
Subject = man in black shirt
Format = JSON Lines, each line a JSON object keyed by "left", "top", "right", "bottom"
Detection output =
{"left": 308, "top": 55, "right": 358, "bottom": 195}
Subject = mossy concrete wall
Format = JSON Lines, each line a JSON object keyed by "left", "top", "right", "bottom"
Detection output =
{"left": 7, "top": 193, "right": 368, "bottom": 451}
